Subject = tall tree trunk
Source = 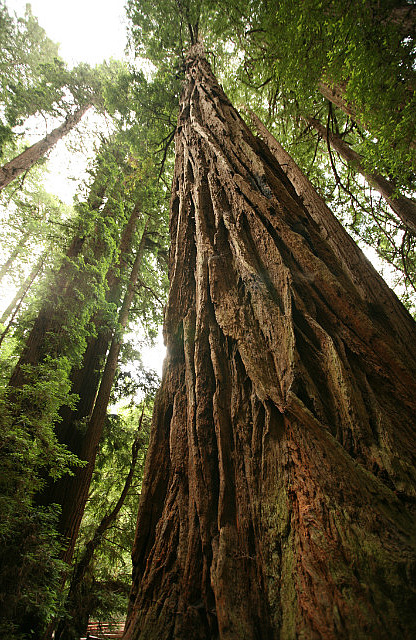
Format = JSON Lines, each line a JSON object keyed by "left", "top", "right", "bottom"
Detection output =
{"left": 35, "top": 205, "right": 145, "bottom": 566}
{"left": 55, "top": 410, "right": 145, "bottom": 640}
{"left": 306, "top": 115, "right": 416, "bottom": 233}
{"left": 0, "top": 253, "right": 45, "bottom": 348}
{"left": 0, "top": 102, "right": 91, "bottom": 191}
{"left": 53, "top": 219, "right": 149, "bottom": 563}
{"left": 0, "top": 253, "right": 45, "bottom": 325}
{"left": 125, "top": 45, "right": 416, "bottom": 640}
{"left": 0, "top": 231, "right": 30, "bottom": 285}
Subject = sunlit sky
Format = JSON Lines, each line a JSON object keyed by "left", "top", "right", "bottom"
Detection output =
{"left": 7, "top": 0, "right": 128, "bottom": 66}
{"left": 2, "top": 0, "right": 167, "bottom": 376}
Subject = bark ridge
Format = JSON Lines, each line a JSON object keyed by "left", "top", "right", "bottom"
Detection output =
{"left": 125, "top": 46, "right": 416, "bottom": 640}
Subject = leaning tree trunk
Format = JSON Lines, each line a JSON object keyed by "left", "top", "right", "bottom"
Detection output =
{"left": 306, "top": 115, "right": 416, "bottom": 234}
{"left": 0, "top": 231, "right": 30, "bottom": 285}
{"left": 124, "top": 45, "right": 416, "bottom": 640}
{"left": 0, "top": 102, "right": 91, "bottom": 191}
{"left": 0, "top": 253, "right": 45, "bottom": 346}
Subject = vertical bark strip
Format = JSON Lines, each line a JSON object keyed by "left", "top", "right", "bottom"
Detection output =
{"left": 0, "top": 102, "right": 91, "bottom": 191}
{"left": 125, "top": 46, "right": 416, "bottom": 640}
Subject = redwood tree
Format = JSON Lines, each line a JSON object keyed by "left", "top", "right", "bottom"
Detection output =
{"left": 38, "top": 213, "right": 150, "bottom": 568}
{"left": 125, "top": 46, "right": 416, "bottom": 640}
{"left": 0, "top": 102, "right": 92, "bottom": 191}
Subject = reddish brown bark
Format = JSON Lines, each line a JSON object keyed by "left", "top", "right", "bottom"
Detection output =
{"left": 125, "top": 46, "right": 416, "bottom": 640}
{"left": 0, "top": 103, "right": 91, "bottom": 191}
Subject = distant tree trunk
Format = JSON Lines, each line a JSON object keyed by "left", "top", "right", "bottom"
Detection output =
{"left": 0, "top": 253, "right": 45, "bottom": 325}
{"left": 55, "top": 411, "right": 145, "bottom": 640}
{"left": 35, "top": 206, "right": 146, "bottom": 567}
{"left": 0, "top": 231, "right": 30, "bottom": 285}
{"left": 7, "top": 233, "right": 86, "bottom": 388}
{"left": 125, "top": 45, "right": 416, "bottom": 640}
{"left": 53, "top": 219, "right": 149, "bottom": 559}
{"left": 318, "top": 80, "right": 416, "bottom": 149}
{"left": 0, "top": 253, "right": 45, "bottom": 347}
{"left": 306, "top": 115, "right": 416, "bottom": 233}
{"left": 0, "top": 102, "right": 91, "bottom": 191}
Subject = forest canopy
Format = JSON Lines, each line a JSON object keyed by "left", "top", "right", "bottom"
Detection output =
{"left": 0, "top": 1, "right": 415, "bottom": 639}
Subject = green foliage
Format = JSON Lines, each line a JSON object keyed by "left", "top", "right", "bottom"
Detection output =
{"left": 3, "top": 0, "right": 415, "bottom": 635}
{"left": 0, "top": 2, "right": 68, "bottom": 151}
{"left": 197, "top": 0, "right": 416, "bottom": 186}
{"left": 61, "top": 401, "right": 153, "bottom": 634}
{"left": 126, "top": 0, "right": 200, "bottom": 66}
{"left": 0, "top": 505, "right": 67, "bottom": 639}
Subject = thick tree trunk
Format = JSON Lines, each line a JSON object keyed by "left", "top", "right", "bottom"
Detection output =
{"left": 0, "top": 102, "right": 91, "bottom": 191}
{"left": 125, "top": 45, "right": 416, "bottom": 640}
{"left": 306, "top": 115, "right": 416, "bottom": 233}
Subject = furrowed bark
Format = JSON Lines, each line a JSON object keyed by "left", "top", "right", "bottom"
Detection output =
{"left": 125, "top": 45, "right": 416, "bottom": 640}
{"left": 306, "top": 115, "right": 416, "bottom": 233}
{"left": 0, "top": 102, "right": 91, "bottom": 191}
